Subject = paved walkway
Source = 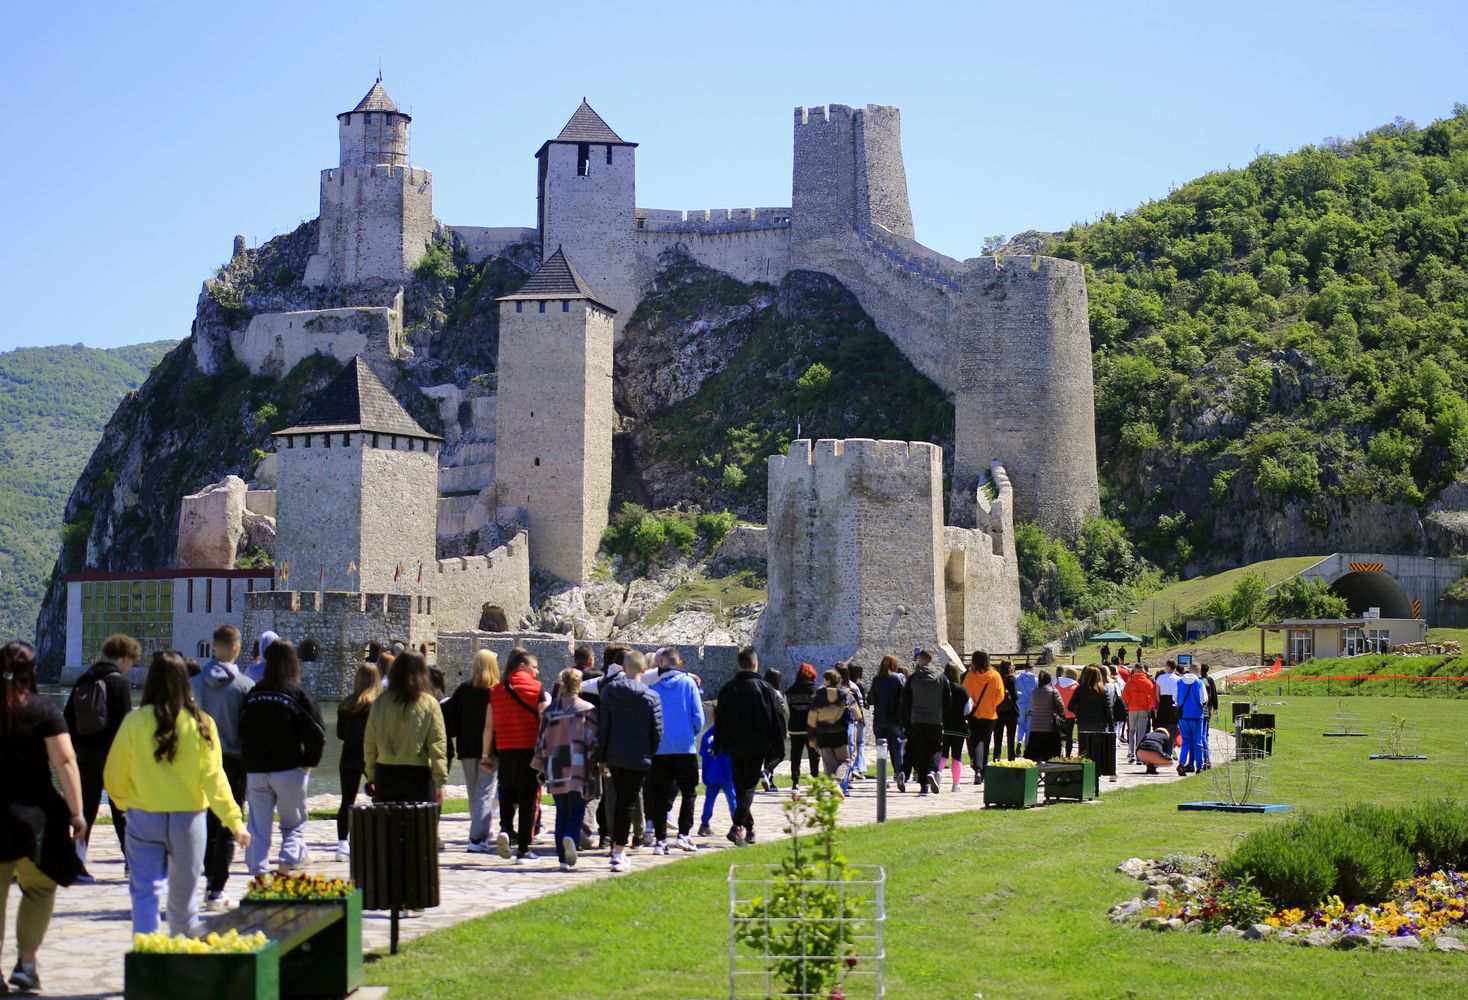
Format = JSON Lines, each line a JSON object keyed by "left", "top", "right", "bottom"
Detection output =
{"left": 36, "top": 730, "right": 1229, "bottom": 998}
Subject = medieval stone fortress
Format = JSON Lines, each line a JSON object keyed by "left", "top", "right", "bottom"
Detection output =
{"left": 62, "top": 79, "right": 1102, "bottom": 694}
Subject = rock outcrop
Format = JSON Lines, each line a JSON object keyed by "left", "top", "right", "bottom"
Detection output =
{"left": 175, "top": 476, "right": 249, "bottom": 569}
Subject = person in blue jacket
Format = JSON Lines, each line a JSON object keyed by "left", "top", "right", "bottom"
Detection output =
{"left": 697, "top": 722, "right": 735, "bottom": 838}
{"left": 1014, "top": 662, "right": 1039, "bottom": 746}
{"left": 646, "top": 649, "right": 705, "bottom": 854}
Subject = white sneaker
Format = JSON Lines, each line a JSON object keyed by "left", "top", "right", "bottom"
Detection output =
{"left": 203, "top": 892, "right": 235, "bottom": 912}
{"left": 466, "top": 840, "right": 492, "bottom": 854}
{"left": 562, "top": 836, "right": 578, "bottom": 868}
{"left": 514, "top": 850, "right": 539, "bottom": 864}
{"left": 675, "top": 835, "right": 698, "bottom": 853}
{"left": 610, "top": 853, "right": 630, "bottom": 873}
{"left": 951, "top": 780, "right": 960, "bottom": 793}
{"left": 334, "top": 840, "right": 350, "bottom": 863}
{"left": 559, "top": 862, "right": 572, "bottom": 872}
{"left": 653, "top": 841, "right": 669, "bottom": 856}
{"left": 495, "top": 832, "right": 512, "bottom": 859}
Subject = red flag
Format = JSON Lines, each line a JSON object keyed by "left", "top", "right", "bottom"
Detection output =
{"left": 417, "top": 561, "right": 423, "bottom": 584}
{"left": 393, "top": 564, "right": 402, "bottom": 582}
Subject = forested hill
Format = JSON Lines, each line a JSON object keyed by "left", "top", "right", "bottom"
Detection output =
{"left": 0, "top": 341, "right": 176, "bottom": 637}
{"left": 1051, "top": 107, "right": 1468, "bottom": 572}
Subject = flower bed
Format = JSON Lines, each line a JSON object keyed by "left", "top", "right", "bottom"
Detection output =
{"left": 1265, "top": 871, "right": 1468, "bottom": 939}
{"left": 243, "top": 872, "right": 354, "bottom": 902}
{"left": 132, "top": 929, "right": 269, "bottom": 954}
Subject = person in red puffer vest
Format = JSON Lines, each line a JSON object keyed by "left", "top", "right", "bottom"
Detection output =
{"left": 482, "top": 649, "right": 546, "bottom": 862}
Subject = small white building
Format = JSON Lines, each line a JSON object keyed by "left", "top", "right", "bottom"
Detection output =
{"left": 63, "top": 568, "right": 275, "bottom": 669}
{"left": 1258, "top": 617, "right": 1428, "bottom": 663}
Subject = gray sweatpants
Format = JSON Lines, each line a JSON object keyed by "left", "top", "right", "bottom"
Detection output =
{"left": 245, "top": 768, "right": 310, "bottom": 873}
{"left": 462, "top": 758, "right": 498, "bottom": 844}
{"left": 1127, "top": 711, "right": 1152, "bottom": 760}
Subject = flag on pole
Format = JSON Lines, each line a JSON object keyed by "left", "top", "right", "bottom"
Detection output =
{"left": 348, "top": 561, "right": 357, "bottom": 575}
{"left": 280, "top": 561, "right": 289, "bottom": 586}
{"left": 417, "top": 561, "right": 423, "bottom": 584}
{"left": 318, "top": 564, "right": 325, "bottom": 590}
{"left": 393, "top": 564, "right": 403, "bottom": 582}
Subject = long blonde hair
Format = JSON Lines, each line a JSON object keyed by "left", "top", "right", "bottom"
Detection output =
{"left": 342, "top": 662, "right": 381, "bottom": 714}
{"left": 471, "top": 649, "right": 500, "bottom": 689}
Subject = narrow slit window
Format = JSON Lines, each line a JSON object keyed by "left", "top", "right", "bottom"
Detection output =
{"left": 577, "top": 142, "right": 590, "bottom": 176}
{"left": 562, "top": 300, "right": 570, "bottom": 312}
{"left": 605, "top": 146, "right": 613, "bottom": 165}
{"left": 539, "top": 301, "right": 546, "bottom": 313}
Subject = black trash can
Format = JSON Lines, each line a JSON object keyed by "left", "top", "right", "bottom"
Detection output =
{"left": 350, "top": 802, "right": 441, "bottom": 952}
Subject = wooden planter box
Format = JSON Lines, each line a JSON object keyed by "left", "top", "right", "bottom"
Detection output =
{"left": 1239, "top": 733, "right": 1274, "bottom": 756}
{"left": 983, "top": 766, "right": 1039, "bottom": 808}
{"left": 1043, "top": 761, "right": 1098, "bottom": 802}
{"left": 257, "top": 891, "right": 363, "bottom": 999}
{"left": 125, "top": 942, "right": 280, "bottom": 1000}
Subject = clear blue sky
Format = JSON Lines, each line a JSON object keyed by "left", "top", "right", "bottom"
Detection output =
{"left": 2, "top": 0, "right": 1463, "bottom": 350}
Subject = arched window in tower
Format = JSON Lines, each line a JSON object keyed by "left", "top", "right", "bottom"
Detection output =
{"left": 577, "top": 143, "right": 591, "bottom": 177}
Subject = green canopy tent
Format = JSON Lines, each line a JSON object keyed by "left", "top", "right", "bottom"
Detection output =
{"left": 1089, "top": 629, "right": 1144, "bottom": 643}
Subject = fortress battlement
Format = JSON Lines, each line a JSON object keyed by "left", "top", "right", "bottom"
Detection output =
{"left": 769, "top": 437, "right": 941, "bottom": 477}
{"left": 245, "top": 590, "right": 430, "bottom": 615}
{"left": 320, "top": 164, "right": 431, "bottom": 185}
{"left": 635, "top": 206, "right": 792, "bottom": 234}
{"left": 794, "top": 103, "right": 864, "bottom": 126}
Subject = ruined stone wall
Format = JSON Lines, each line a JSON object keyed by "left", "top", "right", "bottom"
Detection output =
{"left": 759, "top": 439, "right": 955, "bottom": 672}
{"left": 432, "top": 531, "right": 532, "bottom": 632}
{"left": 230, "top": 300, "right": 403, "bottom": 378}
{"left": 243, "top": 590, "right": 433, "bottom": 700}
{"left": 943, "top": 463, "right": 1021, "bottom": 655}
{"left": 494, "top": 299, "right": 615, "bottom": 585}
{"left": 539, "top": 142, "right": 638, "bottom": 328}
{"left": 449, "top": 226, "right": 538, "bottom": 263}
{"left": 435, "top": 630, "right": 741, "bottom": 693}
{"left": 634, "top": 226, "right": 791, "bottom": 288}
{"left": 304, "top": 165, "right": 434, "bottom": 286}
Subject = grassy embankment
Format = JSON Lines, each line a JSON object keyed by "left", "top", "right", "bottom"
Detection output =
{"left": 366, "top": 697, "right": 1468, "bottom": 1000}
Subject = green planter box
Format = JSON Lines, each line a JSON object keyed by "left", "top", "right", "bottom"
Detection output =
{"left": 984, "top": 766, "right": 1039, "bottom": 808}
{"left": 1239, "top": 733, "right": 1274, "bottom": 756}
{"left": 1044, "top": 761, "right": 1098, "bottom": 802}
{"left": 125, "top": 941, "right": 280, "bottom": 1000}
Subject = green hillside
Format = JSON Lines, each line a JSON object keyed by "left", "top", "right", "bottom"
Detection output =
{"left": 1052, "top": 106, "right": 1468, "bottom": 569}
{"left": 0, "top": 341, "right": 176, "bottom": 638}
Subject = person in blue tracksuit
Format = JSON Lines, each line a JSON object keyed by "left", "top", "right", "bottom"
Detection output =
{"left": 697, "top": 724, "right": 735, "bottom": 837}
{"left": 1174, "top": 665, "right": 1209, "bottom": 776}
{"left": 1014, "top": 662, "right": 1038, "bottom": 745}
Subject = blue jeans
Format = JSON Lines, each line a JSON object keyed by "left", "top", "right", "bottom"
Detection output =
{"left": 700, "top": 782, "right": 736, "bottom": 824}
{"left": 126, "top": 809, "right": 206, "bottom": 937}
{"left": 852, "top": 721, "right": 868, "bottom": 775}
{"left": 1016, "top": 701, "right": 1032, "bottom": 744}
{"left": 462, "top": 759, "right": 498, "bottom": 845}
{"left": 552, "top": 792, "right": 587, "bottom": 863}
{"left": 1179, "top": 717, "right": 1207, "bottom": 770}
{"left": 873, "top": 724, "right": 905, "bottom": 778}
{"left": 245, "top": 769, "right": 310, "bottom": 873}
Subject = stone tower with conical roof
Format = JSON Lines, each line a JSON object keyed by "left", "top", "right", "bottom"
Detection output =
{"left": 493, "top": 248, "right": 615, "bottom": 585}
{"left": 271, "top": 356, "right": 442, "bottom": 591}
{"left": 536, "top": 100, "right": 638, "bottom": 329}
{"left": 305, "top": 78, "right": 436, "bottom": 286}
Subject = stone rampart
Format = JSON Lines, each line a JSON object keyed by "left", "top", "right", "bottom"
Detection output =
{"left": 432, "top": 531, "right": 532, "bottom": 632}
{"left": 231, "top": 298, "right": 403, "bottom": 377}
{"left": 635, "top": 227, "right": 791, "bottom": 288}
{"left": 944, "top": 463, "right": 1021, "bottom": 654}
{"left": 450, "top": 225, "right": 538, "bottom": 263}
{"left": 435, "top": 630, "right": 741, "bottom": 693}
{"left": 635, "top": 207, "right": 792, "bottom": 233}
{"left": 305, "top": 165, "right": 434, "bottom": 287}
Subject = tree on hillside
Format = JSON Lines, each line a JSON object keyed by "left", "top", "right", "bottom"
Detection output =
{"left": 1204, "top": 572, "right": 1268, "bottom": 630}
{"left": 1263, "top": 575, "right": 1349, "bottom": 621}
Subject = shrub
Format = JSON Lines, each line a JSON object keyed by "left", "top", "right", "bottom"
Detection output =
{"left": 1264, "top": 575, "right": 1348, "bottom": 620}
{"left": 1406, "top": 799, "right": 1468, "bottom": 870}
{"left": 721, "top": 463, "right": 748, "bottom": 491}
{"left": 696, "top": 510, "right": 736, "bottom": 547}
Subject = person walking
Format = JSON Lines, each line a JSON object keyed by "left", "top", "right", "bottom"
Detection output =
{"left": 190, "top": 625, "right": 253, "bottom": 911}
{"left": 333, "top": 662, "right": 379, "bottom": 862}
{"left": 531, "top": 667, "right": 598, "bottom": 871}
{"left": 759, "top": 668, "right": 789, "bottom": 792}
{"left": 1013, "top": 660, "right": 1038, "bottom": 748}
{"left": 648, "top": 650, "right": 704, "bottom": 854}
{"left": 940, "top": 664, "right": 973, "bottom": 792}
{"left": 867, "top": 655, "right": 908, "bottom": 792}
{"left": 597, "top": 651, "right": 662, "bottom": 872}
{"left": 243, "top": 631, "right": 278, "bottom": 684}
{"left": 1154, "top": 661, "right": 1180, "bottom": 747}
{"left": 1070, "top": 665, "right": 1117, "bottom": 781}
{"left": 103, "top": 651, "right": 248, "bottom": 938}
{"left": 482, "top": 649, "right": 545, "bottom": 863}
{"left": 1023, "top": 670, "right": 1067, "bottom": 762}
{"left": 991, "top": 659, "right": 1020, "bottom": 763}
{"left": 784, "top": 664, "right": 819, "bottom": 788}
{"left": 364, "top": 651, "right": 448, "bottom": 803}
{"left": 1, "top": 641, "right": 86, "bottom": 993}
{"left": 961, "top": 652, "right": 1004, "bottom": 785}
{"left": 443, "top": 650, "right": 498, "bottom": 853}
{"left": 807, "top": 669, "right": 860, "bottom": 795}
{"left": 1174, "top": 664, "right": 1210, "bottom": 776}
{"left": 846, "top": 664, "right": 869, "bottom": 779}
{"left": 712, "top": 649, "right": 786, "bottom": 846}
{"left": 1055, "top": 667, "right": 1079, "bottom": 757}
{"left": 238, "top": 639, "right": 324, "bottom": 875}
{"left": 1121, "top": 665, "right": 1157, "bottom": 764}
{"left": 697, "top": 720, "right": 736, "bottom": 838}
{"left": 63, "top": 632, "right": 138, "bottom": 872}
{"left": 898, "top": 650, "right": 950, "bottom": 796}
{"left": 1200, "top": 664, "right": 1219, "bottom": 769}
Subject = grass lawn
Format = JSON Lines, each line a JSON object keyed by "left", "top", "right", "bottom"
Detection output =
{"left": 1231, "top": 653, "right": 1468, "bottom": 699}
{"left": 365, "top": 697, "right": 1468, "bottom": 999}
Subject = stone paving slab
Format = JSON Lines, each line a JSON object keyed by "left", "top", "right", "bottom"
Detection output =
{"left": 36, "top": 730, "right": 1229, "bottom": 998}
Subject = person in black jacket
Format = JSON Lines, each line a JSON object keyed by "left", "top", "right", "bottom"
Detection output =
{"left": 63, "top": 633, "right": 138, "bottom": 870}
{"left": 784, "top": 664, "right": 819, "bottom": 788}
{"left": 867, "top": 655, "right": 908, "bottom": 792}
{"left": 443, "top": 650, "right": 497, "bottom": 853}
{"left": 238, "top": 640, "right": 324, "bottom": 875}
{"left": 597, "top": 651, "right": 662, "bottom": 873}
{"left": 333, "top": 662, "right": 379, "bottom": 862}
{"left": 712, "top": 648, "right": 786, "bottom": 847}
{"left": 1069, "top": 665, "right": 1117, "bottom": 780}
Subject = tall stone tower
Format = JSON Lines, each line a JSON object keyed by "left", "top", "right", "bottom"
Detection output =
{"left": 304, "top": 79, "right": 436, "bottom": 286}
{"left": 271, "top": 356, "right": 441, "bottom": 591}
{"left": 791, "top": 104, "right": 915, "bottom": 253}
{"left": 494, "top": 249, "right": 615, "bottom": 585}
{"left": 536, "top": 101, "right": 638, "bottom": 330}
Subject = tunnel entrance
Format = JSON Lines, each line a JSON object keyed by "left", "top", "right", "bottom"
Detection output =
{"left": 1327, "top": 571, "right": 1414, "bottom": 619}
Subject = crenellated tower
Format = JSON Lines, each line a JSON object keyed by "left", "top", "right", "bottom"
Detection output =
{"left": 535, "top": 101, "right": 639, "bottom": 330}
{"left": 304, "top": 79, "right": 436, "bottom": 286}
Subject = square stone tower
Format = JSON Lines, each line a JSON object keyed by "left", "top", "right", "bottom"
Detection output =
{"left": 271, "top": 356, "right": 441, "bottom": 591}
{"left": 536, "top": 101, "right": 638, "bottom": 331}
{"left": 304, "top": 79, "right": 435, "bottom": 286}
{"left": 494, "top": 249, "right": 615, "bottom": 585}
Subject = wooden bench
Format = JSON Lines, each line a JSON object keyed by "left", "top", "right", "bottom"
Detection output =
{"left": 124, "top": 892, "right": 363, "bottom": 1000}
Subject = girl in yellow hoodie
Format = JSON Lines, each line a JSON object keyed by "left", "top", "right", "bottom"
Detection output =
{"left": 104, "top": 651, "right": 248, "bottom": 937}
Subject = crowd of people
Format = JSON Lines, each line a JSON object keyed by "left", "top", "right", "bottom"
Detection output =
{"left": 1, "top": 625, "right": 1222, "bottom": 990}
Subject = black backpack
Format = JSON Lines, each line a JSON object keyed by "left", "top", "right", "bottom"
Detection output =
{"left": 71, "top": 668, "right": 112, "bottom": 737}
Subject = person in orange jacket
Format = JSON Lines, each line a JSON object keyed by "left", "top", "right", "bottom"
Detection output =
{"left": 961, "top": 652, "right": 1005, "bottom": 784}
{"left": 1121, "top": 666, "right": 1158, "bottom": 764}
